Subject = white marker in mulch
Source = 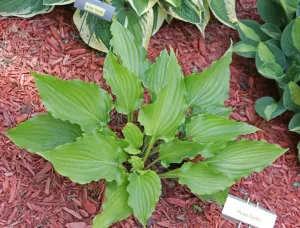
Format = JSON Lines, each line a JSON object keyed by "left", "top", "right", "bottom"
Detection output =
{"left": 221, "top": 195, "right": 277, "bottom": 228}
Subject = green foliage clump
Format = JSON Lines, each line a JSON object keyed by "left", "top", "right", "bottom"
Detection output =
{"left": 7, "top": 21, "right": 286, "bottom": 227}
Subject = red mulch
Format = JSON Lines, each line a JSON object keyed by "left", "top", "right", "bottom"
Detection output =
{"left": 0, "top": 2, "right": 299, "bottom": 228}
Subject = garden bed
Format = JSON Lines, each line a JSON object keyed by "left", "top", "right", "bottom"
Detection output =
{"left": 0, "top": 3, "right": 299, "bottom": 228}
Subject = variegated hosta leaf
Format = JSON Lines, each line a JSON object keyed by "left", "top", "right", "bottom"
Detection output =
{"left": 233, "top": 40, "right": 257, "bottom": 58}
{"left": 164, "top": 0, "right": 181, "bottom": 7}
{"left": 32, "top": 72, "right": 113, "bottom": 132}
{"left": 260, "top": 23, "right": 282, "bottom": 40}
{"left": 43, "top": 0, "right": 75, "bottom": 5}
{"left": 152, "top": 4, "right": 167, "bottom": 35}
{"left": 279, "top": 0, "right": 298, "bottom": 22}
{"left": 138, "top": 50, "right": 187, "bottom": 142}
{"left": 205, "top": 139, "right": 287, "bottom": 181}
{"left": 283, "top": 82, "right": 300, "bottom": 112}
{"left": 6, "top": 113, "right": 82, "bottom": 153}
{"left": 255, "top": 97, "right": 286, "bottom": 121}
{"left": 103, "top": 52, "right": 144, "bottom": 115}
{"left": 92, "top": 178, "right": 132, "bottom": 228}
{"left": 207, "top": 0, "right": 238, "bottom": 29}
{"left": 257, "top": 0, "right": 286, "bottom": 26}
{"left": 122, "top": 123, "right": 144, "bottom": 154}
{"left": 128, "top": 0, "right": 158, "bottom": 16}
{"left": 196, "top": 0, "right": 210, "bottom": 35}
{"left": 281, "top": 18, "right": 300, "bottom": 57}
{"left": 237, "top": 20, "right": 270, "bottom": 43}
{"left": 0, "top": 0, "right": 54, "bottom": 18}
{"left": 289, "top": 113, "right": 300, "bottom": 134}
{"left": 127, "top": 170, "right": 161, "bottom": 227}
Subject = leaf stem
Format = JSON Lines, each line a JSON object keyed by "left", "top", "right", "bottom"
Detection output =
{"left": 145, "top": 157, "right": 160, "bottom": 169}
{"left": 127, "top": 112, "right": 134, "bottom": 123}
{"left": 158, "top": 168, "right": 180, "bottom": 179}
{"left": 143, "top": 136, "right": 156, "bottom": 163}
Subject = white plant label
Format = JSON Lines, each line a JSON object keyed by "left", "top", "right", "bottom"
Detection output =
{"left": 221, "top": 195, "right": 277, "bottom": 228}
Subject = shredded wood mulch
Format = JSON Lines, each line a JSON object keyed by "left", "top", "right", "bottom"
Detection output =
{"left": 0, "top": 2, "right": 299, "bottom": 228}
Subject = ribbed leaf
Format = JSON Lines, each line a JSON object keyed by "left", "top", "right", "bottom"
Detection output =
{"left": 257, "top": 0, "right": 286, "bottom": 26}
{"left": 200, "top": 188, "right": 229, "bottom": 205}
{"left": 110, "top": 20, "right": 151, "bottom": 79}
{"left": 122, "top": 123, "right": 143, "bottom": 154}
{"left": 43, "top": 0, "right": 74, "bottom": 5}
{"left": 164, "top": 0, "right": 181, "bottom": 7}
{"left": 152, "top": 4, "right": 167, "bottom": 35}
{"left": 127, "top": 170, "right": 161, "bottom": 227}
{"left": 32, "top": 72, "right": 113, "bottom": 132}
{"left": 158, "top": 138, "right": 206, "bottom": 168}
{"left": 6, "top": 113, "right": 82, "bottom": 153}
{"left": 237, "top": 20, "right": 270, "bottom": 43}
{"left": 92, "top": 178, "right": 132, "bottom": 228}
{"left": 205, "top": 139, "right": 287, "bottom": 181}
{"left": 38, "top": 132, "right": 126, "bottom": 184}
{"left": 128, "top": 0, "right": 158, "bottom": 16}
{"left": 283, "top": 82, "right": 300, "bottom": 112}
{"left": 103, "top": 52, "right": 144, "bottom": 115}
{"left": 281, "top": 18, "right": 300, "bottom": 57}
{"left": 0, "top": 0, "right": 53, "bottom": 18}
{"left": 192, "top": 106, "right": 232, "bottom": 118}
{"left": 289, "top": 113, "right": 300, "bottom": 134}
{"left": 255, "top": 97, "right": 286, "bottom": 121}
{"left": 138, "top": 50, "right": 186, "bottom": 142}
{"left": 196, "top": 0, "right": 210, "bottom": 35}
{"left": 233, "top": 40, "right": 257, "bottom": 58}
{"left": 128, "top": 156, "right": 144, "bottom": 170}
{"left": 185, "top": 46, "right": 232, "bottom": 111}
{"left": 260, "top": 23, "right": 282, "bottom": 40}
{"left": 186, "top": 114, "right": 258, "bottom": 144}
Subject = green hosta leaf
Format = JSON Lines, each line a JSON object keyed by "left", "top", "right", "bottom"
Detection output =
{"left": 191, "top": 106, "right": 232, "bottom": 118}
{"left": 185, "top": 46, "right": 232, "bottom": 110}
{"left": 128, "top": 156, "right": 144, "bottom": 170}
{"left": 103, "top": 52, "right": 144, "bottom": 115}
{"left": 32, "top": 72, "right": 113, "bottom": 132}
{"left": 127, "top": 170, "right": 161, "bottom": 227}
{"left": 258, "top": 62, "right": 284, "bottom": 81}
{"left": 257, "top": 0, "right": 286, "bottom": 26}
{"left": 158, "top": 138, "right": 206, "bottom": 168}
{"left": 260, "top": 23, "right": 282, "bottom": 40}
{"left": 138, "top": 50, "right": 186, "bottom": 142}
{"left": 200, "top": 141, "right": 229, "bottom": 158}
{"left": 93, "top": 178, "right": 132, "bottom": 228}
{"left": 237, "top": 20, "right": 270, "bottom": 43}
{"left": 128, "top": 0, "right": 158, "bottom": 16}
{"left": 110, "top": 20, "right": 151, "bottom": 79}
{"left": 142, "top": 49, "right": 169, "bottom": 99}
{"left": 233, "top": 40, "right": 257, "bottom": 58}
{"left": 207, "top": 0, "right": 238, "bottom": 29}
{"left": 38, "top": 132, "right": 127, "bottom": 184}
{"left": 163, "top": 162, "right": 234, "bottom": 195}
{"left": 101, "top": 127, "right": 129, "bottom": 149}
{"left": 297, "top": 5, "right": 300, "bottom": 17}
{"left": 279, "top": 0, "right": 298, "bottom": 21}
{"left": 281, "top": 18, "right": 300, "bottom": 57}
{"left": 73, "top": 10, "right": 112, "bottom": 52}
{"left": 0, "top": 0, "right": 53, "bottom": 18}
{"left": 200, "top": 188, "right": 229, "bottom": 205}
{"left": 43, "top": 0, "right": 74, "bottom": 5}
{"left": 186, "top": 114, "right": 258, "bottom": 144}
{"left": 164, "top": 0, "right": 181, "bottom": 7}
{"left": 152, "top": 4, "right": 167, "bottom": 35}
{"left": 6, "top": 113, "right": 82, "bottom": 153}
{"left": 122, "top": 123, "right": 143, "bottom": 154}
{"left": 255, "top": 97, "right": 286, "bottom": 121}
{"left": 283, "top": 82, "right": 300, "bottom": 112}
{"left": 289, "top": 113, "right": 300, "bottom": 133}
{"left": 205, "top": 139, "right": 287, "bottom": 181}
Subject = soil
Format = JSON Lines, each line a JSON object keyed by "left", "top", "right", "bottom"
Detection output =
{"left": 0, "top": 2, "right": 300, "bottom": 228}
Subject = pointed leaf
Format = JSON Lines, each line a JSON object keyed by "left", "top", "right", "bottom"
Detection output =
{"left": 195, "top": 0, "right": 210, "bottom": 35}
{"left": 255, "top": 97, "right": 286, "bottom": 121}
{"left": 104, "top": 52, "right": 144, "bottom": 114}
{"left": 38, "top": 132, "right": 126, "bottom": 184}
{"left": 93, "top": 178, "right": 132, "bottom": 228}
{"left": 122, "top": 123, "right": 143, "bottom": 154}
{"left": 279, "top": 0, "right": 298, "bottom": 22}
{"left": 128, "top": 0, "right": 158, "bottom": 16}
{"left": 186, "top": 114, "right": 259, "bottom": 144}
{"left": 283, "top": 82, "right": 300, "bottom": 112}
{"left": 43, "top": 0, "right": 75, "bottom": 5}
{"left": 289, "top": 113, "right": 300, "bottom": 134}
{"left": 260, "top": 23, "right": 282, "bottom": 40}
{"left": 128, "top": 156, "right": 144, "bottom": 170}
{"left": 127, "top": 170, "right": 161, "bottom": 227}
{"left": 205, "top": 139, "right": 287, "bottom": 181}
{"left": 6, "top": 113, "right": 82, "bottom": 153}
{"left": 257, "top": 0, "right": 286, "bottom": 26}
{"left": 258, "top": 62, "right": 284, "bottom": 81}
{"left": 233, "top": 40, "right": 257, "bottom": 58}
{"left": 158, "top": 138, "right": 206, "bottom": 168}
{"left": 138, "top": 50, "right": 186, "bottom": 142}
{"left": 281, "top": 18, "right": 300, "bottom": 57}
{"left": 152, "top": 4, "right": 167, "bottom": 35}
{"left": 32, "top": 72, "right": 113, "bottom": 132}
{"left": 200, "top": 188, "right": 229, "bottom": 205}
{"left": 237, "top": 20, "right": 269, "bottom": 43}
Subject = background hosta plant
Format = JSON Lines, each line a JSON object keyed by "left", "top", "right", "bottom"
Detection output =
{"left": 0, "top": 0, "right": 239, "bottom": 52}
{"left": 7, "top": 21, "right": 286, "bottom": 227}
{"left": 233, "top": 0, "right": 300, "bottom": 157}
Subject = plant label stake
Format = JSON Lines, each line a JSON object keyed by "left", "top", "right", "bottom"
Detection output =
{"left": 221, "top": 195, "right": 277, "bottom": 228}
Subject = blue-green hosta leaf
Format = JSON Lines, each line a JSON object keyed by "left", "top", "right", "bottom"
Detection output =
{"left": 233, "top": 40, "right": 257, "bottom": 58}
{"left": 128, "top": 156, "right": 144, "bottom": 170}
{"left": 237, "top": 20, "right": 270, "bottom": 43}
{"left": 122, "top": 123, "right": 143, "bottom": 154}
{"left": 138, "top": 50, "right": 186, "bottom": 142}
{"left": 200, "top": 188, "right": 229, "bottom": 205}
{"left": 265, "top": 39, "right": 281, "bottom": 48}
{"left": 258, "top": 62, "right": 284, "bottom": 81}
{"left": 281, "top": 18, "right": 300, "bottom": 57}
{"left": 282, "top": 65, "right": 300, "bottom": 84}
{"left": 103, "top": 52, "right": 144, "bottom": 115}
{"left": 6, "top": 113, "right": 82, "bottom": 153}
{"left": 205, "top": 139, "right": 287, "bottom": 181}
{"left": 162, "top": 162, "right": 234, "bottom": 195}
{"left": 257, "top": 0, "right": 287, "bottom": 26}
{"left": 38, "top": 132, "right": 127, "bottom": 184}
{"left": 0, "top": 0, "right": 53, "bottom": 18}
{"left": 32, "top": 72, "right": 113, "bottom": 132}
{"left": 152, "top": 4, "right": 167, "bottom": 35}
{"left": 43, "top": 0, "right": 74, "bottom": 5}
{"left": 207, "top": 0, "right": 238, "bottom": 29}
{"left": 279, "top": 0, "right": 298, "bottom": 21}
{"left": 92, "top": 178, "right": 132, "bottom": 228}
{"left": 128, "top": 0, "right": 158, "bottom": 16}
{"left": 73, "top": 10, "right": 112, "bottom": 52}
{"left": 185, "top": 46, "right": 232, "bottom": 111}
{"left": 283, "top": 82, "right": 300, "bottom": 112}
{"left": 186, "top": 114, "right": 258, "bottom": 144}
{"left": 255, "top": 97, "right": 286, "bottom": 121}
{"left": 158, "top": 138, "right": 206, "bottom": 168}
{"left": 289, "top": 113, "right": 300, "bottom": 134}
{"left": 260, "top": 23, "right": 282, "bottom": 40}
{"left": 110, "top": 20, "right": 151, "bottom": 79}
{"left": 127, "top": 170, "right": 161, "bottom": 227}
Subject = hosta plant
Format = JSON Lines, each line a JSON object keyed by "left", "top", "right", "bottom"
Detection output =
{"left": 233, "top": 0, "right": 300, "bottom": 157}
{"left": 0, "top": 0, "right": 238, "bottom": 52}
{"left": 7, "top": 21, "right": 286, "bottom": 227}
